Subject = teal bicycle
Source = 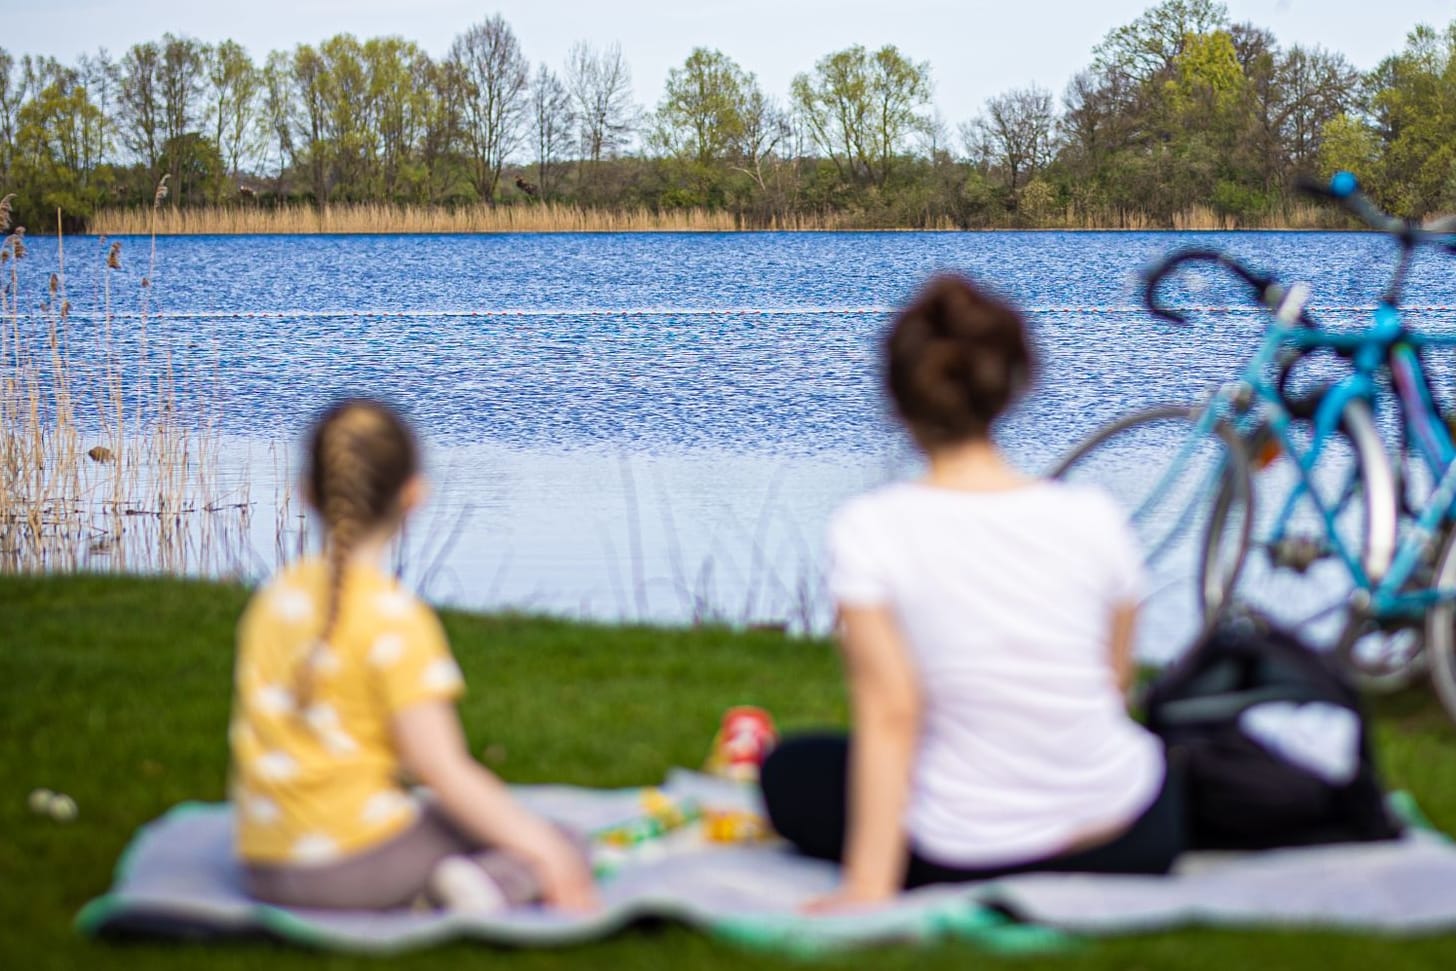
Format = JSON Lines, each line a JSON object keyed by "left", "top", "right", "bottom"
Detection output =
{"left": 1053, "top": 173, "right": 1456, "bottom": 718}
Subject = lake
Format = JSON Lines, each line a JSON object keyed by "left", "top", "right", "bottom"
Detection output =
{"left": 12, "top": 230, "right": 1456, "bottom": 657}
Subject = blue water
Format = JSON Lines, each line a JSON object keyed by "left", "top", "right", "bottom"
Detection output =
{"left": 12, "top": 231, "right": 1456, "bottom": 639}
{"left": 24, "top": 230, "right": 1456, "bottom": 451}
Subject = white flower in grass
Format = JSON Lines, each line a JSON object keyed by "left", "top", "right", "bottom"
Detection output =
{"left": 269, "top": 585, "right": 314, "bottom": 623}
{"left": 245, "top": 794, "right": 281, "bottom": 825}
{"left": 369, "top": 633, "right": 407, "bottom": 667}
{"left": 255, "top": 750, "right": 298, "bottom": 781}
{"left": 374, "top": 590, "right": 413, "bottom": 619}
{"left": 422, "top": 658, "right": 464, "bottom": 692}
{"left": 292, "top": 834, "right": 340, "bottom": 864}
{"left": 361, "top": 790, "right": 416, "bottom": 826}
{"left": 253, "top": 683, "right": 294, "bottom": 717}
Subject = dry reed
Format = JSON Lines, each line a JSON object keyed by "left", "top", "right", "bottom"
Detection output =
{"left": 1048, "top": 201, "right": 1334, "bottom": 231}
{"left": 0, "top": 191, "right": 249, "bottom": 576}
{"left": 86, "top": 199, "right": 1341, "bottom": 236}
{"left": 92, "top": 202, "right": 747, "bottom": 236}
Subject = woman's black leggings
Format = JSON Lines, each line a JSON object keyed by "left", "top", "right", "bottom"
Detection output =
{"left": 760, "top": 733, "right": 1185, "bottom": 888}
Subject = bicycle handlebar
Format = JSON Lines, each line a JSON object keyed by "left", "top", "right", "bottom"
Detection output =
{"left": 1296, "top": 172, "right": 1456, "bottom": 255}
{"left": 1141, "top": 249, "right": 1315, "bottom": 326}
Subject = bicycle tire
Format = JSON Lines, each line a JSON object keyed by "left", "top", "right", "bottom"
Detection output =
{"left": 1208, "top": 398, "right": 1404, "bottom": 680}
{"left": 1424, "top": 525, "right": 1456, "bottom": 724}
{"left": 1317, "top": 401, "right": 1407, "bottom": 686}
{"left": 1051, "top": 403, "right": 1253, "bottom": 659}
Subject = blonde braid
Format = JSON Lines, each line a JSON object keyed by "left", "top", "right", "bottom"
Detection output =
{"left": 297, "top": 400, "right": 420, "bottom": 709}
{"left": 300, "top": 411, "right": 382, "bottom": 706}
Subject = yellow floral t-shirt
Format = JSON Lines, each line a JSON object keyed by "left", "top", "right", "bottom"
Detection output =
{"left": 229, "top": 558, "right": 464, "bottom": 865}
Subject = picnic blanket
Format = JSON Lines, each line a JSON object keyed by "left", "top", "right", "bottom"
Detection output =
{"left": 77, "top": 771, "right": 1456, "bottom": 955}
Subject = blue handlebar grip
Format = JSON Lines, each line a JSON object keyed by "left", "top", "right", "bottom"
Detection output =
{"left": 1331, "top": 170, "right": 1359, "bottom": 198}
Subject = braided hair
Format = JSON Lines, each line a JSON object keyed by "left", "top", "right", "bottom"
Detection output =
{"left": 299, "top": 399, "right": 419, "bottom": 705}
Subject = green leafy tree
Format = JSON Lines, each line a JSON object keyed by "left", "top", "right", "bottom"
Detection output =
{"left": 1165, "top": 30, "right": 1245, "bottom": 115}
{"left": 317, "top": 35, "right": 372, "bottom": 201}
{"left": 1317, "top": 113, "right": 1380, "bottom": 182}
{"left": 418, "top": 56, "right": 469, "bottom": 204}
{"left": 366, "top": 37, "right": 432, "bottom": 200}
{"left": 207, "top": 40, "right": 261, "bottom": 197}
{"left": 157, "top": 132, "right": 225, "bottom": 206}
{"left": 158, "top": 34, "right": 209, "bottom": 200}
{"left": 0, "top": 49, "right": 31, "bottom": 185}
{"left": 1093, "top": 0, "right": 1229, "bottom": 84}
{"left": 654, "top": 48, "right": 772, "bottom": 205}
{"left": 655, "top": 49, "right": 748, "bottom": 166}
{"left": 791, "top": 44, "right": 932, "bottom": 188}
{"left": 289, "top": 44, "right": 331, "bottom": 204}
{"left": 14, "top": 69, "right": 108, "bottom": 219}
{"left": 257, "top": 49, "right": 297, "bottom": 193}
{"left": 1368, "top": 21, "right": 1456, "bottom": 216}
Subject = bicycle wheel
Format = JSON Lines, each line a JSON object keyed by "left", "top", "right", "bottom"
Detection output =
{"left": 1050, "top": 404, "right": 1252, "bottom": 663}
{"left": 1426, "top": 525, "right": 1456, "bottom": 724}
{"left": 1335, "top": 443, "right": 1438, "bottom": 693}
{"left": 1217, "top": 399, "right": 1399, "bottom": 662}
{"left": 1334, "top": 619, "right": 1426, "bottom": 693}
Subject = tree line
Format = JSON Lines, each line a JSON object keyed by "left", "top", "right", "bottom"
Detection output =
{"left": 3, "top": 0, "right": 1454, "bottom": 231}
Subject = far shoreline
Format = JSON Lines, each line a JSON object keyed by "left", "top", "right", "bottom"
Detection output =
{"left": 74, "top": 201, "right": 1360, "bottom": 238}
{"left": 61, "top": 224, "right": 1365, "bottom": 238}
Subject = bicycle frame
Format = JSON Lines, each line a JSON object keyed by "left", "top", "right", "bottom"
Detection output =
{"left": 1126, "top": 172, "right": 1456, "bottom": 631}
{"left": 1127, "top": 293, "right": 1364, "bottom": 568}
{"left": 1198, "top": 300, "right": 1456, "bottom": 623}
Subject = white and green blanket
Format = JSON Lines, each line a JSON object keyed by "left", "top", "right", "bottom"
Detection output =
{"left": 77, "top": 772, "right": 1456, "bottom": 956}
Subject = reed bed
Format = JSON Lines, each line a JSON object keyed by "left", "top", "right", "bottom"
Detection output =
{"left": 0, "top": 190, "right": 250, "bottom": 576}
{"left": 91, "top": 203, "right": 747, "bottom": 236}
{"left": 1041, "top": 201, "right": 1332, "bottom": 231}
{"left": 88, "top": 202, "right": 978, "bottom": 235}
{"left": 87, "top": 199, "right": 1342, "bottom": 236}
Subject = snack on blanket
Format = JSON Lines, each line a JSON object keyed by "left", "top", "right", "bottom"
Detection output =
{"left": 702, "top": 808, "right": 771, "bottom": 844}
{"left": 595, "top": 789, "right": 702, "bottom": 849}
{"left": 703, "top": 706, "right": 778, "bottom": 782}
{"left": 590, "top": 789, "right": 704, "bottom": 879}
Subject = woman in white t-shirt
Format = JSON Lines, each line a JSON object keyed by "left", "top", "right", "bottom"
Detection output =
{"left": 761, "top": 274, "right": 1183, "bottom": 909}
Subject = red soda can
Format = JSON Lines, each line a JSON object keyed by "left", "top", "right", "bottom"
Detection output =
{"left": 706, "top": 706, "right": 778, "bottom": 782}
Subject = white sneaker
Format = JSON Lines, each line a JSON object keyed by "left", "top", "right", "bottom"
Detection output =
{"left": 428, "top": 856, "right": 509, "bottom": 914}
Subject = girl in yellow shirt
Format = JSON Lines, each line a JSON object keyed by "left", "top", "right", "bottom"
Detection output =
{"left": 230, "top": 399, "right": 596, "bottom": 912}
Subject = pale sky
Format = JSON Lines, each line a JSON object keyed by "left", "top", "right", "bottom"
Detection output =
{"left": 8, "top": 0, "right": 1455, "bottom": 126}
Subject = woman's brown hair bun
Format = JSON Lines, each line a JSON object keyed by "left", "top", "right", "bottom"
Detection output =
{"left": 885, "top": 274, "right": 1034, "bottom": 449}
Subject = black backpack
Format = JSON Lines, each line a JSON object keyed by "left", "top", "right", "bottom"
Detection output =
{"left": 1144, "top": 615, "right": 1403, "bottom": 850}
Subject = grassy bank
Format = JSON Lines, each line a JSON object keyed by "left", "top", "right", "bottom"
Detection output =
{"left": 2, "top": 573, "right": 1455, "bottom": 969}
{"left": 84, "top": 201, "right": 1338, "bottom": 236}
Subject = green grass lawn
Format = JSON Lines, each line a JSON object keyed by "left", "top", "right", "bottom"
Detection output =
{"left": 3, "top": 574, "right": 1456, "bottom": 969}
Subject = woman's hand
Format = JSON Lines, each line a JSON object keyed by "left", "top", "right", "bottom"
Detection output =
{"left": 802, "top": 882, "right": 894, "bottom": 914}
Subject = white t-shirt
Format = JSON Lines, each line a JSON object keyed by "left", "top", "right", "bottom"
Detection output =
{"left": 827, "top": 479, "right": 1165, "bottom": 867}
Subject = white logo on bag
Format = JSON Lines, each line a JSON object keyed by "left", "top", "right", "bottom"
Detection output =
{"left": 1238, "top": 701, "right": 1361, "bottom": 785}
